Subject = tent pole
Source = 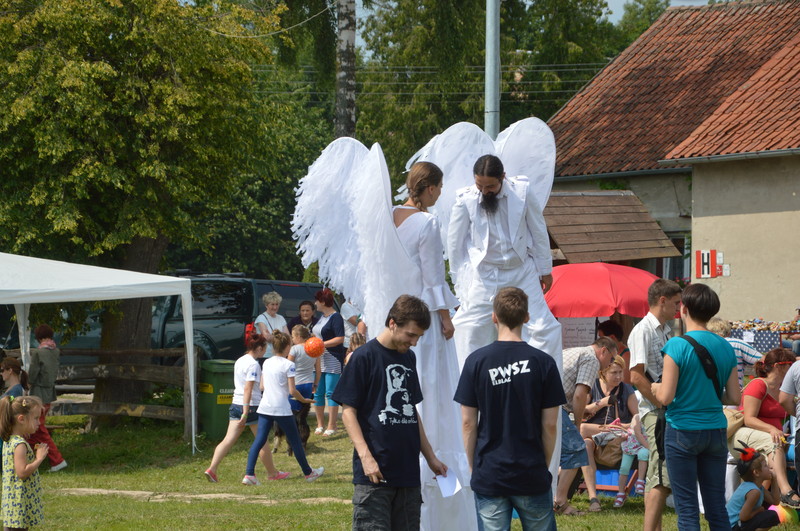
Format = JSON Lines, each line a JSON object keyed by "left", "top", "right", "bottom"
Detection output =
{"left": 180, "top": 292, "right": 197, "bottom": 454}
{"left": 14, "top": 303, "right": 31, "bottom": 369}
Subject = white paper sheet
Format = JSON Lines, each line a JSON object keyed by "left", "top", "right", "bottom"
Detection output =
{"left": 435, "top": 472, "right": 462, "bottom": 498}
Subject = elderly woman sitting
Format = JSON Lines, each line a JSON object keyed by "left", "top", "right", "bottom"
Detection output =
{"left": 579, "top": 355, "right": 638, "bottom": 512}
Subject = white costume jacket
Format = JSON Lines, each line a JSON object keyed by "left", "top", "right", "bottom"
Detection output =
{"left": 447, "top": 175, "right": 552, "bottom": 299}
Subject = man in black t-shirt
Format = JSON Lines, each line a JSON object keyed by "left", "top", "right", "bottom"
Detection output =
{"left": 454, "top": 287, "right": 565, "bottom": 531}
{"left": 333, "top": 295, "right": 447, "bottom": 531}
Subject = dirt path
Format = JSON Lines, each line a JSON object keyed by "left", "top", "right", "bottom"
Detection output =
{"left": 54, "top": 488, "right": 350, "bottom": 506}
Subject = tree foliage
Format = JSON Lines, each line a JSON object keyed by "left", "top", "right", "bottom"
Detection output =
{"left": 0, "top": 0, "right": 279, "bottom": 267}
{"left": 618, "top": 0, "right": 670, "bottom": 46}
{"left": 356, "top": 0, "right": 620, "bottom": 182}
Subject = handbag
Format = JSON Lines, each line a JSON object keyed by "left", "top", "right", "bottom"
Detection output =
{"left": 723, "top": 408, "right": 744, "bottom": 439}
{"left": 594, "top": 436, "right": 624, "bottom": 467}
{"left": 593, "top": 396, "right": 623, "bottom": 467}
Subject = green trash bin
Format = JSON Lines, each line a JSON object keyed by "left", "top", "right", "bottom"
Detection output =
{"left": 198, "top": 359, "right": 236, "bottom": 441}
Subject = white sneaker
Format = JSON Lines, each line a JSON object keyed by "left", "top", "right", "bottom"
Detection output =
{"left": 305, "top": 466, "right": 324, "bottom": 482}
{"left": 241, "top": 475, "right": 261, "bottom": 486}
{"left": 50, "top": 460, "right": 68, "bottom": 473}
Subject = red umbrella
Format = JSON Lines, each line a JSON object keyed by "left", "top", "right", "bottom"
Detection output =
{"left": 545, "top": 263, "right": 660, "bottom": 318}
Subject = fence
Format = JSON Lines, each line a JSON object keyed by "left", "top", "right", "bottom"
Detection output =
{"left": 5, "top": 348, "right": 198, "bottom": 441}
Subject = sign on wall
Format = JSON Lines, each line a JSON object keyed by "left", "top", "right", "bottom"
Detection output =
{"left": 695, "top": 250, "right": 731, "bottom": 279}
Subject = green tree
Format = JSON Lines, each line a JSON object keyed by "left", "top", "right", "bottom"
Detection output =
{"left": 358, "top": 0, "right": 505, "bottom": 179}
{"left": 357, "top": 0, "right": 615, "bottom": 181}
{"left": 162, "top": 86, "right": 331, "bottom": 279}
{"left": 515, "top": 0, "right": 620, "bottom": 120}
{"left": 617, "top": 0, "right": 670, "bottom": 46}
{"left": 0, "top": 0, "right": 282, "bottom": 404}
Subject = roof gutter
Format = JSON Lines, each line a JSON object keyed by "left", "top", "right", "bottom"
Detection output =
{"left": 659, "top": 148, "right": 800, "bottom": 166}
{"left": 554, "top": 167, "right": 691, "bottom": 183}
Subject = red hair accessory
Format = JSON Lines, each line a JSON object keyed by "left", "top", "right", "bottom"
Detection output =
{"left": 738, "top": 446, "right": 758, "bottom": 462}
{"left": 734, "top": 440, "right": 762, "bottom": 476}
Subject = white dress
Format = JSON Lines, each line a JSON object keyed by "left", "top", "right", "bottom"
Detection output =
{"left": 394, "top": 206, "right": 477, "bottom": 531}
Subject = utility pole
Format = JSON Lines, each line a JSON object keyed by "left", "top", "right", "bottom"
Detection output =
{"left": 485, "top": 0, "right": 500, "bottom": 139}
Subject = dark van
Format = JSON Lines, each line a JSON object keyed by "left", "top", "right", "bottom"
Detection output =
{"left": 1, "top": 275, "right": 331, "bottom": 363}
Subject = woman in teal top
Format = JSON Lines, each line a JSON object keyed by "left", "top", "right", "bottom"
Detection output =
{"left": 653, "top": 284, "right": 740, "bottom": 531}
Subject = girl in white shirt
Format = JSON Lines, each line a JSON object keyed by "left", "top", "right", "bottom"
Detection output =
{"left": 243, "top": 331, "right": 324, "bottom": 485}
{"left": 204, "top": 330, "right": 285, "bottom": 483}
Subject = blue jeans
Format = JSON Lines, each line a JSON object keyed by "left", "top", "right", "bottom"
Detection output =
{"left": 559, "top": 409, "right": 588, "bottom": 469}
{"left": 664, "top": 425, "right": 729, "bottom": 531}
{"left": 474, "top": 489, "right": 556, "bottom": 531}
{"left": 246, "top": 414, "right": 311, "bottom": 476}
{"left": 782, "top": 339, "right": 800, "bottom": 357}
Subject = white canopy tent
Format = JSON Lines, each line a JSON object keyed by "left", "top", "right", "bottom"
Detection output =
{"left": 0, "top": 252, "right": 197, "bottom": 452}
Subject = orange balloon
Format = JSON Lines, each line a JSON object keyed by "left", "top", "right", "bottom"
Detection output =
{"left": 304, "top": 336, "right": 325, "bottom": 358}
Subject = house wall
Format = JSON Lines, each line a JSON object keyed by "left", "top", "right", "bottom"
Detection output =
{"left": 552, "top": 172, "right": 692, "bottom": 233}
{"left": 691, "top": 156, "right": 800, "bottom": 322}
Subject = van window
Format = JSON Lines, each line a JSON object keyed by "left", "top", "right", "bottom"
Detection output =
{"left": 255, "top": 283, "right": 320, "bottom": 320}
{"left": 183, "top": 282, "right": 249, "bottom": 318}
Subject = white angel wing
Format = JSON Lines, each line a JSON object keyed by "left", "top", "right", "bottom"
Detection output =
{"left": 352, "top": 143, "right": 421, "bottom": 336}
{"left": 403, "top": 122, "right": 495, "bottom": 258}
{"left": 494, "top": 117, "right": 556, "bottom": 211}
{"left": 292, "top": 138, "right": 369, "bottom": 302}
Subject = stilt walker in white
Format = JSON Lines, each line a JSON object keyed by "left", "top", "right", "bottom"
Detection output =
{"left": 406, "top": 118, "right": 564, "bottom": 487}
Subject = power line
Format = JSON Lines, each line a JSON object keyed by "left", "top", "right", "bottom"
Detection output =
{"left": 254, "top": 90, "right": 581, "bottom": 96}
{"left": 254, "top": 62, "right": 610, "bottom": 70}
{"left": 255, "top": 79, "right": 594, "bottom": 86}
{"left": 203, "top": 2, "right": 334, "bottom": 39}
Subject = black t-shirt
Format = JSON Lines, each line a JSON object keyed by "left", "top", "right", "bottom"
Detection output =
{"left": 331, "top": 338, "right": 423, "bottom": 487}
{"left": 454, "top": 341, "right": 566, "bottom": 497}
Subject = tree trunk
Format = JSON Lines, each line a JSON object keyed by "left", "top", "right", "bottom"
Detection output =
{"left": 334, "top": 0, "right": 357, "bottom": 138}
{"left": 92, "top": 235, "right": 169, "bottom": 428}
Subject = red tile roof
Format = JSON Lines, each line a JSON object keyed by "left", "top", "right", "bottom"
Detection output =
{"left": 666, "top": 32, "right": 800, "bottom": 160}
{"left": 548, "top": 1, "right": 800, "bottom": 177}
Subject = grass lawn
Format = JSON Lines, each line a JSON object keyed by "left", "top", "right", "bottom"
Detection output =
{"left": 36, "top": 414, "right": 792, "bottom": 530}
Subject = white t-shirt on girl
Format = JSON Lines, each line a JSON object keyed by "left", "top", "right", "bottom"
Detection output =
{"left": 257, "top": 356, "right": 296, "bottom": 417}
{"left": 233, "top": 354, "right": 262, "bottom": 406}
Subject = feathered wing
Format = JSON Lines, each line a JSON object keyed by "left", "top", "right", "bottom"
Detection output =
{"left": 404, "top": 122, "right": 495, "bottom": 258}
{"left": 494, "top": 117, "right": 556, "bottom": 211}
{"left": 292, "top": 138, "right": 369, "bottom": 303}
{"left": 352, "top": 143, "right": 421, "bottom": 336}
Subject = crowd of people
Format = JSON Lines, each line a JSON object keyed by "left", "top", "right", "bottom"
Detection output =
{"left": 4, "top": 151, "right": 799, "bottom": 531}
{"left": 196, "top": 155, "right": 800, "bottom": 531}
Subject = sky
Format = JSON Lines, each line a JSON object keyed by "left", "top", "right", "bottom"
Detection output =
{"left": 605, "top": 0, "right": 709, "bottom": 23}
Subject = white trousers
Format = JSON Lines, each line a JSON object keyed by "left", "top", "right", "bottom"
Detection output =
{"left": 453, "top": 259, "right": 563, "bottom": 373}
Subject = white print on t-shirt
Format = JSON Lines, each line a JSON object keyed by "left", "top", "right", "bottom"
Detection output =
{"left": 378, "top": 364, "right": 417, "bottom": 425}
{"left": 488, "top": 360, "right": 531, "bottom": 386}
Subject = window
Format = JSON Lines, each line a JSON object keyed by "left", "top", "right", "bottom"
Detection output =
{"left": 172, "top": 281, "right": 250, "bottom": 318}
